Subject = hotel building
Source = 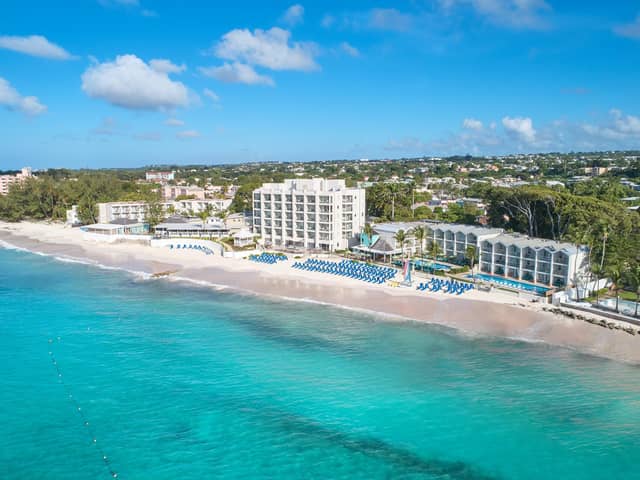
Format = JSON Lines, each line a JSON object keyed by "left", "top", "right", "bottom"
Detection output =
{"left": 424, "top": 222, "right": 588, "bottom": 288}
{"left": 145, "top": 170, "right": 175, "bottom": 183}
{"left": 0, "top": 167, "right": 32, "bottom": 195}
{"left": 96, "top": 198, "right": 232, "bottom": 224}
{"left": 252, "top": 178, "right": 365, "bottom": 251}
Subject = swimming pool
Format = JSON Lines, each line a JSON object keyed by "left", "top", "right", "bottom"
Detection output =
{"left": 412, "top": 259, "right": 452, "bottom": 271}
{"left": 467, "top": 273, "right": 550, "bottom": 295}
{"left": 597, "top": 298, "right": 639, "bottom": 316}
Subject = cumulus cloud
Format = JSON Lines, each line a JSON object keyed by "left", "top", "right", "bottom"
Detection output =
{"left": 0, "top": 77, "right": 47, "bottom": 116}
{"left": 340, "top": 42, "right": 360, "bottom": 57}
{"left": 440, "top": 0, "right": 551, "bottom": 30}
{"left": 213, "top": 27, "right": 318, "bottom": 71}
{"left": 502, "top": 116, "right": 536, "bottom": 142}
{"left": 582, "top": 109, "right": 640, "bottom": 140}
{"left": 0, "top": 35, "right": 74, "bottom": 60}
{"left": 149, "top": 59, "right": 186, "bottom": 74}
{"left": 203, "top": 88, "right": 220, "bottom": 102}
{"left": 81, "top": 54, "right": 190, "bottom": 110}
{"left": 164, "top": 118, "right": 184, "bottom": 127}
{"left": 177, "top": 130, "right": 200, "bottom": 139}
{"left": 199, "top": 62, "right": 274, "bottom": 86}
{"left": 463, "top": 118, "right": 483, "bottom": 131}
{"left": 614, "top": 15, "right": 640, "bottom": 39}
{"left": 282, "top": 4, "right": 304, "bottom": 26}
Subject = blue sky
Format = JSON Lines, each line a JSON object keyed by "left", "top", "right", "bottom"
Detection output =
{"left": 1, "top": 0, "right": 640, "bottom": 169}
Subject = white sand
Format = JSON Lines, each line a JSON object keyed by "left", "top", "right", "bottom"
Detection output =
{"left": 2, "top": 220, "right": 639, "bottom": 364}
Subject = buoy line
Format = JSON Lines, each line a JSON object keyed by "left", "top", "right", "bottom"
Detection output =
{"left": 49, "top": 338, "right": 119, "bottom": 479}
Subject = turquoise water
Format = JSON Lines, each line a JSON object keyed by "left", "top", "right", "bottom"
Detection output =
{"left": 1, "top": 246, "right": 640, "bottom": 479}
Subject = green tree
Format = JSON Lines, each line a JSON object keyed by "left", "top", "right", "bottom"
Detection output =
{"left": 465, "top": 245, "right": 477, "bottom": 277}
{"left": 394, "top": 229, "right": 407, "bottom": 259}
{"left": 413, "top": 225, "right": 426, "bottom": 261}
{"left": 606, "top": 263, "right": 623, "bottom": 313}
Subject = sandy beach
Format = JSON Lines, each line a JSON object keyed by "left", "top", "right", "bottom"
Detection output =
{"left": 1, "top": 220, "right": 639, "bottom": 364}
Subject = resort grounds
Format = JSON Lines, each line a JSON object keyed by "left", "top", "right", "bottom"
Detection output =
{"left": 2, "top": 220, "right": 640, "bottom": 365}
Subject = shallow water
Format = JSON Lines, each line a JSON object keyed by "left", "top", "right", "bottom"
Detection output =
{"left": 1, "top": 247, "right": 639, "bottom": 479}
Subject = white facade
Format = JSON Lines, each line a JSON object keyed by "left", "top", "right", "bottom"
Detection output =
{"left": 145, "top": 171, "right": 175, "bottom": 183}
{"left": 66, "top": 205, "right": 81, "bottom": 225}
{"left": 478, "top": 234, "right": 588, "bottom": 289}
{"left": 0, "top": 167, "right": 32, "bottom": 195}
{"left": 424, "top": 222, "right": 588, "bottom": 289}
{"left": 97, "top": 199, "right": 231, "bottom": 224}
{"left": 253, "top": 178, "right": 365, "bottom": 251}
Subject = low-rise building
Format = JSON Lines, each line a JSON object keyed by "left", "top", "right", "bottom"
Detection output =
{"left": 145, "top": 170, "right": 175, "bottom": 183}
{"left": 97, "top": 199, "right": 232, "bottom": 224}
{"left": 154, "top": 218, "right": 229, "bottom": 239}
{"left": 162, "top": 185, "right": 205, "bottom": 200}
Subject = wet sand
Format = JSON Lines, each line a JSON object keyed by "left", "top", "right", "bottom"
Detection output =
{"left": 1, "top": 221, "right": 639, "bottom": 365}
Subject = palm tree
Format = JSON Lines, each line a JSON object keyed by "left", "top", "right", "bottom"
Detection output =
{"left": 394, "top": 229, "right": 407, "bottom": 260}
{"left": 413, "top": 225, "right": 426, "bottom": 262}
{"left": 590, "top": 262, "right": 603, "bottom": 303}
{"left": 606, "top": 263, "right": 623, "bottom": 313}
{"left": 363, "top": 223, "right": 374, "bottom": 245}
{"left": 465, "top": 245, "right": 477, "bottom": 278}
{"left": 600, "top": 226, "right": 609, "bottom": 271}
{"left": 429, "top": 240, "right": 442, "bottom": 261}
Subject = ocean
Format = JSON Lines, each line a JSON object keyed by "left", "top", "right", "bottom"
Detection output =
{"left": 1, "top": 245, "right": 639, "bottom": 479}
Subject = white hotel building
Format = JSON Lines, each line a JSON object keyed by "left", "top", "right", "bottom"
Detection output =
{"left": 424, "top": 222, "right": 588, "bottom": 289}
{"left": 253, "top": 178, "right": 365, "bottom": 251}
{"left": 96, "top": 198, "right": 231, "bottom": 224}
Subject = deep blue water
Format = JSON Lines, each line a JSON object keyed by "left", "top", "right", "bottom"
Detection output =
{"left": 1, "top": 246, "right": 639, "bottom": 479}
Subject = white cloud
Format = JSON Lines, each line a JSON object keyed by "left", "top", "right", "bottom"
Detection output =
{"left": 441, "top": 0, "right": 551, "bottom": 30}
{"left": 199, "top": 62, "right": 274, "bottom": 86}
{"left": 502, "top": 116, "right": 536, "bottom": 142}
{"left": 582, "top": 109, "right": 640, "bottom": 140}
{"left": 149, "top": 59, "right": 186, "bottom": 74}
{"left": 141, "top": 9, "right": 158, "bottom": 17}
{"left": 0, "top": 35, "right": 74, "bottom": 60}
{"left": 321, "top": 14, "right": 335, "bottom": 28}
{"left": 203, "top": 88, "right": 220, "bottom": 102}
{"left": 81, "top": 54, "right": 190, "bottom": 110}
{"left": 213, "top": 27, "right": 318, "bottom": 71}
{"left": 0, "top": 77, "right": 47, "bottom": 116}
{"left": 463, "top": 118, "right": 483, "bottom": 131}
{"left": 177, "top": 130, "right": 200, "bottom": 139}
{"left": 340, "top": 42, "right": 360, "bottom": 57}
{"left": 164, "top": 118, "right": 184, "bottom": 127}
{"left": 368, "top": 8, "right": 414, "bottom": 32}
{"left": 614, "top": 15, "right": 640, "bottom": 39}
{"left": 282, "top": 4, "right": 304, "bottom": 26}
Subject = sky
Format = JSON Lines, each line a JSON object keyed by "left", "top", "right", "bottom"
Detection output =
{"left": 1, "top": 0, "right": 640, "bottom": 169}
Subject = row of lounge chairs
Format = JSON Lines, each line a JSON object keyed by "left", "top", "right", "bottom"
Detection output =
{"left": 249, "top": 253, "right": 288, "bottom": 264}
{"left": 292, "top": 259, "right": 397, "bottom": 284}
{"left": 417, "top": 278, "right": 474, "bottom": 295}
{"left": 168, "top": 244, "right": 214, "bottom": 255}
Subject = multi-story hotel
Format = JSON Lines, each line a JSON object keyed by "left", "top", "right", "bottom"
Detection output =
{"left": 0, "top": 167, "right": 32, "bottom": 195}
{"left": 252, "top": 178, "right": 365, "bottom": 251}
{"left": 424, "top": 222, "right": 588, "bottom": 288}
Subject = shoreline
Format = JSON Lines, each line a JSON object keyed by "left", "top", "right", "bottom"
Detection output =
{"left": 1, "top": 220, "right": 640, "bottom": 365}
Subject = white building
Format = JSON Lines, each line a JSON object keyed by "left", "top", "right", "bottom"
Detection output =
{"left": 66, "top": 205, "right": 81, "bottom": 226}
{"left": 253, "top": 178, "right": 365, "bottom": 251}
{"left": 97, "top": 198, "right": 231, "bottom": 224}
{"left": 477, "top": 234, "right": 588, "bottom": 289}
{"left": 424, "top": 222, "right": 588, "bottom": 289}
{"left": 145, "top": 170, "right": 175, "bottom": 183}
{"left": 0, "top": 167, "right": 32, "bottom": 195}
